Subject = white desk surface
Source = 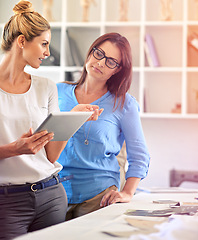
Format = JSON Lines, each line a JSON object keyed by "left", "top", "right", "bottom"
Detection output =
{"left": 15, "top": 189, "right": 198, "bottom": 240}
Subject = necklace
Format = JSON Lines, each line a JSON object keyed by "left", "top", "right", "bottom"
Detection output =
{"left": 83, "top": 122, "right": 93, "bottom": 145}
{"left": 83, "top": 97, "right": 102, "bottom": 145}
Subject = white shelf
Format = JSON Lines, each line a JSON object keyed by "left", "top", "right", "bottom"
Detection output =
{"left": 140, "top": 113, "right": 198, "bottom": 119}
{"left": 144, "top": 21, "right": 184, "bottom": 26}
{"left": 104, "top": 22, "right": 141, "bottom": 27}
{"left": 143, "top": 67, "right": 184, "bottom": 72}
{"left": 1, "top": 0, "right": 198, "bottom": 118}
{"left": 65, "top": 22, "right": 102, "bottom": 27}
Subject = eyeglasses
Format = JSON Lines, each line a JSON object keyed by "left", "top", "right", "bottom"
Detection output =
{"left": 92, "top": 47, "right": 120, "bottom": 69}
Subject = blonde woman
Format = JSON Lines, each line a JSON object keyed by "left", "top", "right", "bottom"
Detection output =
{"left": 0, "top": 1, "right": 101, "bottom": 239}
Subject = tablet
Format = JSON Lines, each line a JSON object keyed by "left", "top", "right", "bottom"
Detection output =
{"left": 34, "top": 111, "right": 93, "bottom": 141}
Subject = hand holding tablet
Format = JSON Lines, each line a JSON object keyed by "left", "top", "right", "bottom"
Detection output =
{"left": 71, "top": 104, "right": 104, "bottom": 121}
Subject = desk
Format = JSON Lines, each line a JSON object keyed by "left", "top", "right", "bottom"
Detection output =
{"left": 15, "top": 190, "right": 198, "bottom": 240}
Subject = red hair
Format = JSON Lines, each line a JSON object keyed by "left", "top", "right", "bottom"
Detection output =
{"left": 68, "top": 32, "right": 132, "bottom": 109}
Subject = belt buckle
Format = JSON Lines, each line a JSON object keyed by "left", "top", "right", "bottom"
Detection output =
{"left": 54, "top": 175, "right": 60, "bottom": 184}
{"left": 31, "top": 183, "right": 38, "bottom": 192}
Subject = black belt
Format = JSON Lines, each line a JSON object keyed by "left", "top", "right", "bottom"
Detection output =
{"left": 0, "top": 174, "right": 73, "bottom": 194}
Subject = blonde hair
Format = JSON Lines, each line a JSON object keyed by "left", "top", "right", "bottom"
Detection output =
{"left": 1, "top": 0, "right": 50, "bottom": 52}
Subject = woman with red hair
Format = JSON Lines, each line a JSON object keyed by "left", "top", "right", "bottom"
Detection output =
{"left": 57, "top": 32, "right": 150, "bottom": 220}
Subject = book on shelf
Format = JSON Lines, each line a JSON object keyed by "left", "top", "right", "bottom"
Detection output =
{"left": 144, "top": 34, "right": 160, "bottom": 67}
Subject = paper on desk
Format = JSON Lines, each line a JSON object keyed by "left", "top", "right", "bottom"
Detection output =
{"left": 128, "top": 215, "right": 198, "bottom": 240}
{"left": 125, "top": 205, "right": 198, "bottom": 217}
{"left": 125, "top": 209, "right": 174, "bottom": 217}
{"left": 102, "top": 218, "right": 166, "bottom": 238}
{"left": 125, "top": 218, "right": 167, "bottom": 230}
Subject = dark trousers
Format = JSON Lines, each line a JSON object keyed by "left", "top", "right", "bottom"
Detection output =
{"left": 0, "top": 183, "right": 67, "bottom": 240}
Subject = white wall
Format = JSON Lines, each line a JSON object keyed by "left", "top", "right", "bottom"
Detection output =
{"left": 138, "top": 118, "right": 198, "bottom": 188}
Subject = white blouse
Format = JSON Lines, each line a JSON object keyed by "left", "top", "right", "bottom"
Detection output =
{"left": 0, "top": 75, "right": 62, "bottom": 185}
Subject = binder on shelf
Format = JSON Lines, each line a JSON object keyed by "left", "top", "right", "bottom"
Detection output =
{"left": 41, "top": 45, "right": 60, "bottom": 66}
{"left": 66, "top": 30, "right": 75, "bottom": 66}
{"left": 66, "top": 30, "right": 84, "bottom": 67}
{"left": 144, "top": 34, "right": 160, "bottom": 67}
{"left": 65, "top": 71, "right": 82, "bottom": 82}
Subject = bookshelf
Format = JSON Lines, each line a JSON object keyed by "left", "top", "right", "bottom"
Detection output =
{"left": 1, "top": 0, "right": 198, "bottom": 118}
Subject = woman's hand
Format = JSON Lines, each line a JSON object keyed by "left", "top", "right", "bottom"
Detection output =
{"left": 13, "top": 128, "right": 54, "bottom": 156}
{"left": 71, "top": 104, "right": 104, "bottom": 121}
{"left": 100, "top": 189, "right": 132, "bottom": 207}
{"left": 100, "top": 177, "right": 141, "bottom": 207}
